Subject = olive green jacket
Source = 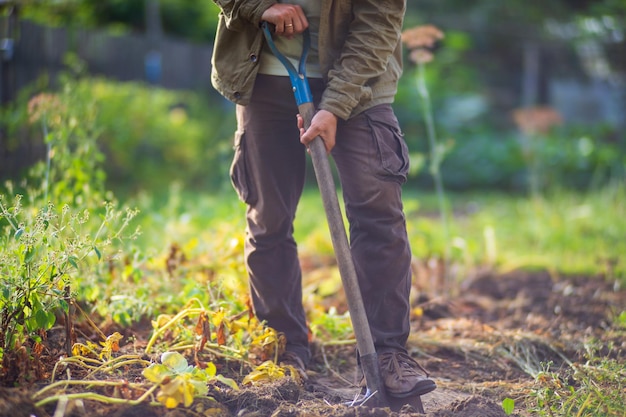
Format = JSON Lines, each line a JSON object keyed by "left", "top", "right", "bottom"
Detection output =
{"left": 210, "top": 0, "right": 405, "bottom": 120}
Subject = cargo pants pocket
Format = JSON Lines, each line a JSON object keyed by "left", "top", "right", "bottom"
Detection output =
{"left": 229, "top": 130, "right": 257, "bottom": 205}
{"left": 366, "top": 110, "right": 410, "bottom": 184}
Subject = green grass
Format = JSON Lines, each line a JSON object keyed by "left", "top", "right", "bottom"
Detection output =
{"left": 402, "top": 184, "right": 626, "bottom": 283}
{"left": 128, "top": 181, "right": 626, "bottom": 286}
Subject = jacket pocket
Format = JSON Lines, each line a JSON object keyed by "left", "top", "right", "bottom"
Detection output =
{"left": 366, "top": 109, "right": 410, "bottom": 184}
{"left": 230, "top": 130, "right": 257, "bottom": 205}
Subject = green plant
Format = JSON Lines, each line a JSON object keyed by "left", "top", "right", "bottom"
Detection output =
{"left": 309, "top": 306, "right": 353, "bottom": 341}
{"left": 143, "top": 351, "right": 237, "bottom": 408}
{"left": 530, "top": 344, "right": 626, "bottom": 417}
{"left": 33, "top": 342, "right": 239, "bottom": 410}
{"left": 76, "top": 77, "right": 234, "bottom": 194}
{"left": 0, "top": 193, "right": 138, "bottom": 381}
{"left": 0, "top": 80, "right": 139, "bottom": 383}
{"left": 20, "top": 0, "right": 222, "bottom": 42}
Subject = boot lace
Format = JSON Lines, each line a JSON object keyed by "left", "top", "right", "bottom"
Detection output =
{"left": 379, "top": 352, "right": 429, "bottom": 378}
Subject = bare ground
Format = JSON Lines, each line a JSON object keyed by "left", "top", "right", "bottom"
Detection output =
{"left": 1, "top": 266, "right": 625, "bottom": 417}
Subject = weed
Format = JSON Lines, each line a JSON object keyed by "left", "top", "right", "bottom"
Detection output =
{"left": 529, "top": 343, "right": 626, "bottom": 416}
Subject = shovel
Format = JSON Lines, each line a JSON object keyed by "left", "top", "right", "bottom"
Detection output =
{"left": 261, "top": 23, "right": 424, "bottom": 413}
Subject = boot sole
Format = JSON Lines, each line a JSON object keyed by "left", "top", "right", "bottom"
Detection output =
{"left": 387, "top": 379, "right": 437, "bottom": 398}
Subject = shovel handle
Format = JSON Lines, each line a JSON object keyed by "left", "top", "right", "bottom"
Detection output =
{"left": 299, "top": 103, "right": 386, "bottom": 404}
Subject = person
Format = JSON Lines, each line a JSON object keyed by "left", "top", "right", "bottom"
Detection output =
{"left": 210, "top": 0, "right": 436, "bottom": 398}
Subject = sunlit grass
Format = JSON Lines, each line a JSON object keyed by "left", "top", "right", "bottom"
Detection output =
{"left": 129, "top": 181, "right": 626, "bottom": 287}
{"left": 448, "top": 184, "right": 625, "bottom": 281}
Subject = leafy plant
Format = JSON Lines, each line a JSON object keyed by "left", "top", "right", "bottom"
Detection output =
{"left": 143, "top": 351, "right": 237, "bottom": 409}
{"left": 0, "top": 80, "right": 139, "bottom": 383}
{"left": 309, "top": 306, "right": 353, "bottom": 341}
{"left": 144, "top": 298, "right": 288, "bottom": 369}
{"left": 73, "top": 77, "right": 234, "bottom": 194}
{"left": 0, "top": 192, "right": 138, "bottom": 381}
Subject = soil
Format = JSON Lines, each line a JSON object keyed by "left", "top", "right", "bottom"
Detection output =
{"left": 1, "top": 266, "right": 625, "bottom": 417}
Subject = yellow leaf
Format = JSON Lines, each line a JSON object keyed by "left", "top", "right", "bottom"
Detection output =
{"left": 211, "top": 309, "right": 226, "bottom": 327}
{"left": 205, "top": 362, "right": 217, "bottom": 377}
{"left": 152, "top": 314, "right": 173, "bottom": 329}
{"left": 242, "top": 361, "right": 285, "bottom": 386}
{"left": 142, "top": 364, "right": 169, "bottom": 384}
{"left": 182, "top": 381, "right": 195, "bottom": 407}
{"left": 161, "top": 394, "right": 179, "bottom": 409}
{"left": 99, "top": 332, "right": 123, "bottom": 360}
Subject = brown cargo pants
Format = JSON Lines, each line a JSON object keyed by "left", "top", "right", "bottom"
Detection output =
{"left": 231, "top": 75, "right": 412, "bottom": 365}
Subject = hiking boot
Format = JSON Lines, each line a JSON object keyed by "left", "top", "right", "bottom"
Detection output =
{"left": 278, "top": 351, "right": 308, "bottom": 382}
{"left": 378, "top": 351, "right": 436, "bottom": 398}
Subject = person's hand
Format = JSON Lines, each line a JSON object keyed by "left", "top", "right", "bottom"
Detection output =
{"left": 298, "top": 110, "right": 337, "bottom": 154}
{"left": 261, "top": 3, "right": 308, "bottom": 38}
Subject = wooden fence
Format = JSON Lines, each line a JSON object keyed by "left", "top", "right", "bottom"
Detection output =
{"left": 13, "top": 19, "right": 213, "bottom": 96}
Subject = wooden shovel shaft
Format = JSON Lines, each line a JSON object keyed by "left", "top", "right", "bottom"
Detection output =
{"left": 298, "top": 102, "right": 386, "bottom": 404}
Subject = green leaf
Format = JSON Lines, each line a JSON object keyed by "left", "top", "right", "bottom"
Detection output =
{"left": 93, "top": 246, "right": 102, "bottom": 260}
{"left": 161, "top": 351, "right": 192, "bottom": 374}
{"left": 68, "top": 256, "right": 78, "bottom": 269}
{"left": 502, "top": 397, "right": 515, "bottom": 415}
{"left": 24, "top": 247, "right": 36, "bottom": 263}
{"left": 14, "top": 228, "right": 24, "bottom": 240}
{"left": 25, "top": 316, "right": 38, "bottom": 332}
{"left": 35, "top": 309, "right": 56, "bottom": 330}
{"left": 216, "top": 374, "right": 240, "bottom": 390}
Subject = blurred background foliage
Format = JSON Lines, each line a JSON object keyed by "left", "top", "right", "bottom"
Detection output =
{"left": 2, "top": 0, "right": 625, "bottom": 196}
{"left": 18, "top": 0, "right": 221, "bottom": 42}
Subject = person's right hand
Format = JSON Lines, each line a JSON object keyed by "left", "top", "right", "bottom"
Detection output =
{"left": 297, "top": 110, "right": 338, "bottom": 154}
{"left": 261, "top": 3, "right": 308, "bottom": 38}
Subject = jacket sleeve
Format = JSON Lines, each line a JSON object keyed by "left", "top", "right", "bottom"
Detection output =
{"left": 319, "top": 0, "right": 406, "bottom": 120}
{"left": 213, "top": 0, "right": 277, "bottom": 31}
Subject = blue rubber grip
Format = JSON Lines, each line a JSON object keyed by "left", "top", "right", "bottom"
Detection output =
{"left": 261, "top": 22, "right": 313, "bottom": 106}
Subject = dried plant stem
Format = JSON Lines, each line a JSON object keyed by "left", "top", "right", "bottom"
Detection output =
{"left": 145, "top": 306, "right": 206, "bottom": 354}
{"left": 50, "top": 355, "right": 151, "bottom": 382}
{"left": 34, "top": 379, "right": 149, "bottom": 399}
{"left": 34, "top": 383, "right": 160, "bottom": 408}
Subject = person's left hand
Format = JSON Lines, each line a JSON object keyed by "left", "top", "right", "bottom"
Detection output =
{"left": 297, "top": 110, "right": 338, "bottom": 154}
